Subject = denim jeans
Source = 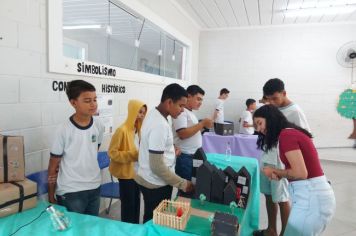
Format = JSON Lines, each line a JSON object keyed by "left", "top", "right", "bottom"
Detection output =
{"left": 284, "top": 176, "right": 336, "bottom": 236}
{"left": 56, "top": 187, "right": 100, "bottom": 216}
{"left": 175, "top": 153, "right": 193, "bottom": 181}
{"left": 175, "top": 152, "right": 194, "bottom": 198}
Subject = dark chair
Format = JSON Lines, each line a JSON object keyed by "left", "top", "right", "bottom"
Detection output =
{"left": 97, "top": 151, "right": 120, "bottom": 214}
{"left": 27, "top": 170, "right": 49, "bottom": 196}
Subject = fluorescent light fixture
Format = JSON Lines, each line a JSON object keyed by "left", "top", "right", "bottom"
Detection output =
{"left": 171, "top": 54, "right": 176, "bottom": 61}
{"left": 134, "top": 39, "right": 140, "bottom": 48}
{"left": 106, "top": 25, "right": 112, "bottom": 35}
{"left": 284, "top": 5, "right": 356, "bottom": 17}
{"left": 63, "top": 25, "right": 102, "bottom": 30}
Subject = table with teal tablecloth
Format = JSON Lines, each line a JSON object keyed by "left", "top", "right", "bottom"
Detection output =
{"left": 206, "top": 153, "right": 260, "bottom": 236}
{"left": 0, "top": 201, "right": 194, "bottom": 236}
{"left": 1, "top": 154, "right": 259, "bottom": 236}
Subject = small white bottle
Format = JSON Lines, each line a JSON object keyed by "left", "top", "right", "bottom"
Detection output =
{"left": 225, "top": 141, "right": 232, "bottom": 162}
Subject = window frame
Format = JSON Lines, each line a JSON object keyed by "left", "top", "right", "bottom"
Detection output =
{"left": 48, "top": 0, "right": 192, "bottom": 84}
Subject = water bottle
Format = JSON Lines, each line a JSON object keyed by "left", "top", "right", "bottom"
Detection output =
{"left": 46, "top": 205, "right": 71, "bottom": 231}
{"left": 225, "top": 141, "right": 232, "bottom": 162}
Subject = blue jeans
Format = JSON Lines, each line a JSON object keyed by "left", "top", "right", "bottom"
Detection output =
{"left": 175, "top": 153, "right": 193, "bottom": 198}
{"left": 57, "top": 187, "right": 100, "bottom": 216}
{"left": 175, "top": 153, "right": 193, "bottom": 181}
{"left": 285, "top": 176, "right": 335, "bottom": 236}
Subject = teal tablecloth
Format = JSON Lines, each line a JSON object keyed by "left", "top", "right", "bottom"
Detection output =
{"left": 146, "top": 153, "right": 260, "bottom": 236}
{"left": 0, "top": 201, "right": 194, "bottom": 236}
{"left": 207, "top": 153, "right": 260, "bottom": 236}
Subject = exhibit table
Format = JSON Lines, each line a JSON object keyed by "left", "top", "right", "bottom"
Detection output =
{"left": 202, "top": 132, "right": 262, "bottom": 161}
{"left": 0, "top": 201, "right": 194, "bottom": 236}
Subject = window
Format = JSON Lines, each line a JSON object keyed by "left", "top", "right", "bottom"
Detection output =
{"left": 58, "top": 0, "right": 188, "bottom": 80}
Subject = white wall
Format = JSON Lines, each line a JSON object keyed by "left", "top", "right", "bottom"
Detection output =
{"left": 0, "top": 0, "right": 199, "bottom": 179}
{"left": 197, "top": 23, "right": 356, "bottom": 148}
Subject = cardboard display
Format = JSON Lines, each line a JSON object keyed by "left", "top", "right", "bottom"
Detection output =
{"left": 0, "top": 178, "right": 37, "bottom": 217}
{"left": 0, "top": 135, "right": 25, "bottom": 183}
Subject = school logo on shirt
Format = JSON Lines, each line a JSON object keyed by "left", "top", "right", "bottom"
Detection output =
{"left": 91, "top": 135, "right": 97, "bottom": 143}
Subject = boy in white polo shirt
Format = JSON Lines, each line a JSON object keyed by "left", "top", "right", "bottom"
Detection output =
{"left": 213, "top": 88, "right": 230, "bottom": 125}
{"left": 135, "top": 83, "right": 194, "bottom": 223}
{"left": 48, "top": 80, "right": 104, "bottom": 216}
{"left": 173, "top": 85, "right": 213, "bottom": 197}
{"left": 254, "top": 78, "right": 310, "bottom": 236}
{"left": 239, "top": 98, "right": 257, "bottom": 135}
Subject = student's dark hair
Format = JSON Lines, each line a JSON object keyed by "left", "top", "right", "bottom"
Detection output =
{"left": 187, "top": 85, "right": 205, "bottom": 96}
{"left": 253, "top": 105, "right": 312, "bottom": 152}
{"left": 66, "top": 80, "right": 96, "bottom": 100}
{"left": 220, "top": 88, "right": 230, "bottom": 95}
{"left": 161, "top": 83, "right": 188, "bottom": 103}
{"left": 246, "top": 98, "right": 256, "bottom": 107}
{"left": 263, "top": 78, "right": 285, "bottom": 96}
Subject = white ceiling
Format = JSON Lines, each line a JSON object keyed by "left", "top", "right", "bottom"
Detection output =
{"left": 173, "top": 0, "right": 356, "bottom": 29}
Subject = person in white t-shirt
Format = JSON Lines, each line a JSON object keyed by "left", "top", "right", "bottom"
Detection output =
{"left": 239, "top": 98, "right": 257, "bottom": 135}
{"left": 173, "top": 85, "right": 213, "bottom": 197}
{"left": 213, "top": 88, "right": 230, "bottom": 126}
{"left": 254, "top": 78, "right": 311, "bottom": 236}
{"left": 48, "top": 80, "right": 104, "bottom": 216}
{"left": 135, "top": 83, "right": 194, "bottom": 223}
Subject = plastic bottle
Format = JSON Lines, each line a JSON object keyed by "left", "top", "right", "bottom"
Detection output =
{"left": 225, "top": 141, "right": 232, "bottom": 162}
{"left": 46, "top": 205, "right": 70, "bottom": 231}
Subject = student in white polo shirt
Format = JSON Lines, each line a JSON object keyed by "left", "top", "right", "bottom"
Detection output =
{"left": 173, "top": 85, "right": 213, "bottom": 197}
{"left": 135, "top": 83, "right": 194, "bottom": 223}
{"left": 239, "top": 98, "right": 257, "bottom": 135}
{"left": 48, "top": 80, "right": 104, "bottom": 216}
{"left": 213, "top": 88, "right": 230, "bottom": 126}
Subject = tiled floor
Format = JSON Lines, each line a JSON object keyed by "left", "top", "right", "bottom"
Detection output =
{"left": 100, "top": 148, "right": 356, "bottom": 235}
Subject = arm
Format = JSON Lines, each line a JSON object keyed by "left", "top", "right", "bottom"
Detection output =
{"left": 176, "top": 118, "right": 213, "bottom": 140}
{"left": 48, "top": 156, "right": 61, "bottom": 204}
{"left": 149, "top": 152, "right": 193, "bottom": 192}
{"left": 263, "top": 149, "right": 308, "bottom": 180}
{"left": 108, "top": 131, "right": 138, "bottom": 164}
{"left": 243, "top": 121, "right": 254, "bottom": 128}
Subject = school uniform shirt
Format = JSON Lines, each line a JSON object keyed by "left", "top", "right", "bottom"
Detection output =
{"left": 137, "top": 108, "right": 176, "bottom": 186}
{"left": 239, "top": 110, "right": 254, "bottom": 135}
{"left": 214, "top": 98, "right": 225, "bottom": 124}
{"left": 50, "top": 116, "right": 104, "bottom": 196}
{"left": 280, "top": 103, "right": 311, "bottom": 132}
{"left": 173, "top": 108, "right": 202, "bottom": 155}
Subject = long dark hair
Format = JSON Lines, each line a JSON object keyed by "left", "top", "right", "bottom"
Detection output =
{"left": 253, "top": 105, "right": 312, "bottom": 152}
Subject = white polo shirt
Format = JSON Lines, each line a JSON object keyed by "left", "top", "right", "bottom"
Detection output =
{"left": 137, "top": 108, "right": 176, "bottom": 186}
{"left": 280, "top": 103, "right": 311, "bottom": 132}
{"left": 173, "top": 108, "right": 202, "bottom": 155}
{"left": 239, "top": 110, "right": 254, "bottom": 135}
{"left": 50, "top": 116, "right": 104, "bottom": 195}
{"left": 214, "top": 98, "right": 225, "bottom": 123}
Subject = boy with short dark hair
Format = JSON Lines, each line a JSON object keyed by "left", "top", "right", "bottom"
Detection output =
{"left": 254, "top": 78, "right": 310, "bottom": 236}
{"left": 48, "top": 80, "right": 104, "bottom": 216}
{"left": 173, "top": 85, "right": 213, "bottom": 197}
{"left": 135, "top": 83, "right": 194, "bottom": 223}
{"left": 213, "top": 88, "right": 230, "bottom": 124}
{"left": 239, "top": 98, "right": 256, "bottom": 135}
